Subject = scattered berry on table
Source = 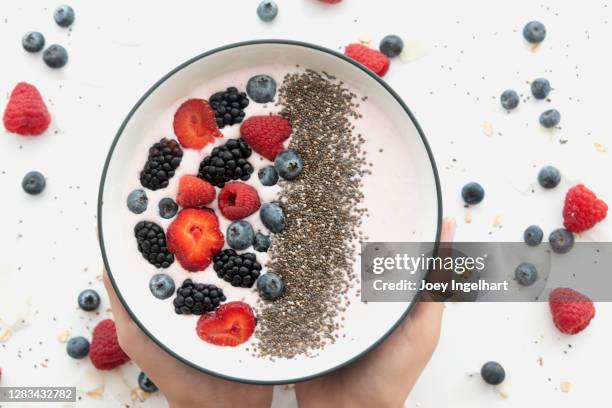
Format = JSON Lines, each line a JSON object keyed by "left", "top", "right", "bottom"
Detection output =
{"left": 461, "top": 182, "right": 485, "bottom": 205}
{"left": 260, "top": 202, "right": 286, "bottom": 233}
{"left": 549, "top": 228, "right": 574, "bottom": 254}
{"left": 563, "top": 184, "right": 608, "bottom": 233}
{"left": 539, "top": 109, "right": 561, "bottom": 128}
{"left": 523, "top": 225, "right": 543, "bottom": 246}
{"left": 213, "top": 249, "right": 262, "bottom": 288}
{"left": 149, "top": 274, "right": 175, "bottom": 300}
{"left": 198, "top": 138, "right": 254, "bottom": 187}
{"left": 176, "top": 175, "right": 215, "bottom": 208}
{"left": 209, "top": 87, "right": 249, "bottom": 128}
{"left": 90, "top": 319, "right": 130, "bottom": 370}
{"left": 253, "top": 231, "right": 271, "bottom": 252}
{"left": 274, "top": 149, "right": 303, "bottom": 180}
{"left": 158, "top": 198, "right": 178, "bottom": 219}
{"left": 227, "top": 220, "right": 255, "bottom": 250}
{"left": 173, "top": 99, "right": 222, "bottom": 150}
{"left": 22, "top": 171, "right": 46, "bottom": 195}
{"left": 549, "top": 288, "right": 595, "bottom": 335}
{"left": 318, "top": 0, "right": 342, "bottom": 3}
{"left": 247, "top": 74, "right": 277, "bottom": 103}
{"left": 257, "top": 1, "right": 279, "bottom": 22}
{"left": 139, "top": 138, "right": 183, "bottom": 190}
{"left": 537, "top": 166, "right": 561, "bottom": 189}
{"left": 240, "top": 115, "right": 292, "bottom": 160}
{"left": 43, "top": 44, "right": 68, "bottom": 68}
{"left": 138, "top": 372, "right": 158, "bottom": 393}
{"left": 126, "top": 189, "right": 148, "bottom": 214}
{"left": 218, "top": 182, "right": 261, "bottom": 220}
{"left": 78, "top": 289, "right": 100, "bottom": 311}
{"left": 515, "top": 262, "right": 538, "bottom": 286}
{"left": 531, "top": 78, "right": 551, "bottom": 100}
{"left": 22, "top": 31, "right": 45, "bottom": 52}
{"left": 53, "top": 5, "right": 75, "bottom": 27}
{"left": 196, "top": 301, "right": 256, "bottom": 347}
{"left": 379, "top": 35, "right": 404, "bottom": 58}
{"left": 257, "top": 272, "right": 284, "bottom": 300}
{"left": 500, "top": 89, "right": 519, "bottom": 110}
{"left": 167, "top": 209, "right": 224, "bottom": 272}
{"left": 258, "top": 165, "right": 279, "bottom": 186}
{"left": 66, "top": 336, "right": 90, "bottom": 359}
{"left": 345, "top": 43, "right": 390, "bottom": 77}
{"left": 3, "top": 82, "right": 51, "bottom": 136}
{"left": 134, "top": 221, "right": 175, "bottom": 268}
{"left": 173, "top": 279, "right": 226, "bottom": 315}
{"left": 523, "top": 21, "right": 546, "bottom": 44}
{"left": 481, "top": 361, "right": 505, "bottom": 385}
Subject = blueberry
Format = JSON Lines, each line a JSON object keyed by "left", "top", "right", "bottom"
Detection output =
{"left": 227, "top": 220, "right": 255, "bottom": 250}
{"left": 22, "top": 31, "right": 45, "bottom": 53}
{"left": 539, "top": 109, "right": 560, "bottom": 128}
{"left": 247, "top": 75, "right": 277, "bottom": 103}
{"left": 481, "top": 361, "right": 505, "bottom": 385}
{"left": 461, "top": 182, "right": 484, "bottom": 205}
{"left": 258, "top": 165, "right": 279, "bottom": 186}
{"left": 126, "top": 189, "right": 148, "bottom": 214}
{"left": 523, "top": 21, "right": 546, "bottom": 44}
{"left": 515, "top": 262, "right": 538, "bottom": 286}
{"left": 523, "top": 225, "right": 543, "bottom": 246}
{"left": 253, "top": 232, "right": 272, "bottom": 252}
{"left": 149, "top": 274, "right": 175, "bottom": 300}
{"left": 500, "top": 89, "right": 519, "bottom": 110}
{"left": 22, "top": 171, "right": 46, "bottom": 195}
{"left": 537, "top": 166, "right": 561, "bottom": 189}
{"left": 78, "top": 289, "right": 100, "bottom": 311}
{"left": 531, "top": 78, "right": 551, "bottom": 100}
{"left": 66, "top": 336, "right": 89, "bottom": 359}
{"left": 260, "top": 203, "right": 286, "bottom": 233}
{"left": 158, "top": 198, "right": 178, "bottom": 219}
{"left": 257, "top": 272, "right": 285, "bottom": 300}
{"left": 138, "top": 372, "right": 158, "bottom": 393}
{"left": 257, "top": 1, "right": 278, "bottom": 22}
{"left": 274, "top": 150, "right": 303, "bottom": 180}
{"left": 54, "top": 5, "right": 75, "bottom": 27}
{"left": 43, "top": 44, "right": 68, "bottom": 68}
{"left": 549, "top": 228, "right": 574, "bottom": 254}
{"left": 379, "top": 35, "right": 404, "bottom": 58}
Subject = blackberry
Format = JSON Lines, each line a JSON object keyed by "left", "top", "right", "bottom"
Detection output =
{"left": 213, "top": 249, "right": 262, "bottom": 288}
{"left": 197, "top": 138, "right": 254, "bottom": 187}
{"left": 140, "top": 138, "right": 183, "bottom": 191}
{"left": 209, "top": 87, "right": 249, "bottom": 128}
{"left": 134, "top": 221, "right": 174, "bottom": 268}
{"left": 173, "top": 279, "right": 226, "bottom": 315}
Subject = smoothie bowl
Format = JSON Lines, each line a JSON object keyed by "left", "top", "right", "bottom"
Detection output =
{"left": 98, "top": 40, "right": 442, "bottom": 384}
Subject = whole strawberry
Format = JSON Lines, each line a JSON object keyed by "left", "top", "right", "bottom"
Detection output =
{"left": 563, "top": 184, "right": 608, "bottom": 233}
{"left": 3, "top": 82, "right": 51, "bottom": 136}
{"left": 176, "top": 175, "right": 216, "bottom": 208}
{"left": 240, "top": 115, "right": 292, "bottom": 160}
{"left": 89, "top": 319, "right": 130, "bottom": 370}
{"left": 549, "top": 288, "right": 595, "bottom": 335}
{"left": 345, "top": 44, "right": 390, "bottom": 77}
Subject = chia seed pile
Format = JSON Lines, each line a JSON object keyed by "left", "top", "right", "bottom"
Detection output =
{"left": 254, "top": 70, "right": 369, "bottom": 358}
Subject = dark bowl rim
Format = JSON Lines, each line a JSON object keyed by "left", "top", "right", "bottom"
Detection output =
{"left": 97, "top": 39, "right": 443, "bottom": 385}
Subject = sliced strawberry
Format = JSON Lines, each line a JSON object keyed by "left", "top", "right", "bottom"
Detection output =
{"left": 173, "top": 99, "right": 223, "bottom": 150}
{"left": 166, "top": 208, "right": 224, "bottom": 272}
{"left": 196, "top": 302, "right": 256, "bottom": 347}
{"left": 176, "top": 175, "right": 216, "bottom": 208}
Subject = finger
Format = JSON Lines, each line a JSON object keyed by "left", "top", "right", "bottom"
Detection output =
{"left": 440, "top": 217, "right": 457, "bottom": 243}
{"left": 102, "top": 269, "right": 133, "bottom": 330}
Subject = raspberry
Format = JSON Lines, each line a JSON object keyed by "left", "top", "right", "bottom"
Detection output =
{"left": 549, "top": 288, "right": 595, "bottom": 335}
{"left": 563, "top": 184, "right": 608, "bottom": 233}
{"left": 218, "top": 182, "right": 261, "bottom": 221}
{"left": 344, "top": 44, "right": 390, "bottom": 77}
{"left": 176, "top": 175, "right": 216, "bottom": 208}
{"left": 89, "top": 319, "right": 130, "bottom": 370}
{"left": 3, "top": 82, "right": 51, "bottom": 136}
{"left": 240, "top": 116, "right": 292, "bottom": 160}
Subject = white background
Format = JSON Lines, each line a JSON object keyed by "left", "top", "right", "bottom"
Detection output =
{"left": 0, "top": 0, "right": 611, "bottom": 406}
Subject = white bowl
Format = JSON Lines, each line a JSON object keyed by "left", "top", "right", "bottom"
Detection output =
{"left": 98, "top": 40, "right": 442, "bottom": 384}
